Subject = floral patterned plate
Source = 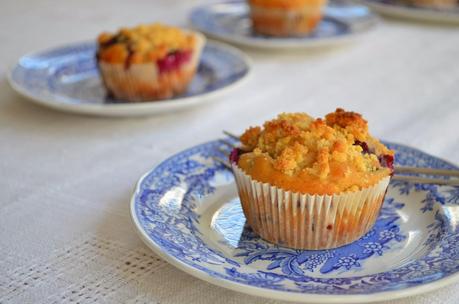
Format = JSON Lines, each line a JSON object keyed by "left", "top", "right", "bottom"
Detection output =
{"left": 363, "top": 0, "right": 459, "bottom": 24}
{"left": 130, "top": 140, "right": 459, "bottom": 303}
{"left": 190, "top": 0, "right": 379, "bottom": 49}
{"left": 8, "top": 41, "right": 250, "bottom": 117}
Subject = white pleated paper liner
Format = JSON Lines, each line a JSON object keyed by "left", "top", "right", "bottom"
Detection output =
{"left": 98, "top": 32, "right": 206, "bottom": 102}
{"left": 232, "top": 163, "right": 391, "bottom": 250}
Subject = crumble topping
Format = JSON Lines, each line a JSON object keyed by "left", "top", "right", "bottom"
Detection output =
{"left": 97, "top": 23, "right": 196, "bottom": 64}
{"left": 239, "top": 109, "right": 393, "bottom": 179}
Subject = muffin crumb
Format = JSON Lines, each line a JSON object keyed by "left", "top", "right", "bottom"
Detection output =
{"left": 237, "top": 109, "right": 394, "bottom": 194}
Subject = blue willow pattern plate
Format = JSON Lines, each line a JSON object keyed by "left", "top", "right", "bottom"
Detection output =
{"left": 131, "top": 140, "right": 459, "bottom": 303}
{"left": 363, "top": 0, "right": 459, "bottom": 24}
{"left": 190, "top": 0, "right": 379, "bottom": 49}
{"left": 7, "top": 41, "right": 250, "bottom": 117}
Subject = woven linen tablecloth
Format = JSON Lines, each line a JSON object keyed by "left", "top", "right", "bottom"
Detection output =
{"left": 1, "top": 0, "right": 459, "bottom": 303}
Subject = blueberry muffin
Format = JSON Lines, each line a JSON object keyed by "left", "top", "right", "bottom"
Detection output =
{"left": 97, "top": 23, "right": 205, "bottom": 102}
{"left": 231, "top": 109, "right": 394, "bottom": 249}
{"left": 248, "top": 0, "right": 327, "bottom": 36}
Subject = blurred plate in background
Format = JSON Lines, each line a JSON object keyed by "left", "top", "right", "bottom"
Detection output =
{"left": 363, "top": 0, "right": 459, "bottom": 24}
{"left": 8, "top": 41, "right": 251, "bottom": 117}
{"left": 190, "top": 0, "right": 379, "bottom": 49}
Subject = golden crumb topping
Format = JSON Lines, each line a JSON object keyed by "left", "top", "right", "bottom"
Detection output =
{"left": 97, "top": 23, "right": 196, "bottom": 64}
{"left": 237, "top": 109, "right": 394, "bottom": 194}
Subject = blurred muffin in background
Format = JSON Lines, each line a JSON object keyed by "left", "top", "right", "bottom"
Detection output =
{"left": 407, "top": 0, "right": 457, "bottom": 9}
{"left": 248, "top": 0, "right": 327, "bottom": 37}
{"left": 97, "top": 23, "right": 205, "bottom": 102}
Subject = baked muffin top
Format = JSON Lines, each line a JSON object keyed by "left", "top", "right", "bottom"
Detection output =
{"left": 97, "top": 23, "right": 196, "bottom": 64}
{"left": 235, "top": 109, "right": 394, "bottom": 195}
{"left": 248, "top": 0, "right": 325, "bottom": 9}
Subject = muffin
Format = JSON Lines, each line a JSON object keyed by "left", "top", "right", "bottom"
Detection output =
{"left": 248, "top": 0, "right": 327, "bottom": 37}
{"left": 230, "top": 109, "right": 394, "bottom": 250}
{"left": 407, "top": 0, "right": 457, "bottom": 9}
{"left": 96, "top": 23, "right": 206, "bottom": 102}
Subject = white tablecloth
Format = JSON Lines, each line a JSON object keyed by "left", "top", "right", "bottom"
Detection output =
{"left": 1, "top": 0, "right": 459, "bottom": 303}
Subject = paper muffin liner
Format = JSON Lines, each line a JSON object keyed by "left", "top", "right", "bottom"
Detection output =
{"left": 98, "top": 32, "right": 206, "bottom": 102}
{"left": 232, "top": 163, "right": 391, "bottom": 250}
{"left": 249, "top": 1, "right": 327, "bottom": 36}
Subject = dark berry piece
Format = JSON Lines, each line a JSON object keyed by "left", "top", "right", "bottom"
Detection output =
{"left": 229, "top": 148, "right": 241, "bottom": 164}
{"left": 353, "top": 140, "right": 370, "bottom": 154}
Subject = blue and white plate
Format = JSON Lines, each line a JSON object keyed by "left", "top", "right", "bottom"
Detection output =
{"left": 131, "top": 140, "right": 459, "bottom": 303}
{"left": 8, "top": 41, "right": 251, "bottom": 117}
{"left": 363, "top": 0, "right": 459, "bottom": 24}
{"left": 190, "top": 0, "right": 379, "bottom": 49}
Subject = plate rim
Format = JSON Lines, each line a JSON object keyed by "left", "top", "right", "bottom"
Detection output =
{"left": 189, "top": 0, "right": 380, "bottom": 49}
{"left": 361, "top": 0, "right": 459, "bottom": 24}
{"left": 7, "top": 39, "right": 252, "bottom": 117}
{"left": 130, "top": 139, "right": 459, "bottom": 303}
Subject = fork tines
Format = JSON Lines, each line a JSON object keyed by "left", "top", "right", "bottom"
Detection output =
{"left": 223, "top": 130, "right": 239, "bottom": 141}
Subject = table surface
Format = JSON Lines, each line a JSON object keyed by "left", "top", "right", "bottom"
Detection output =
{"left": 1, "top": 0, "right": 458, "bottom": 303}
